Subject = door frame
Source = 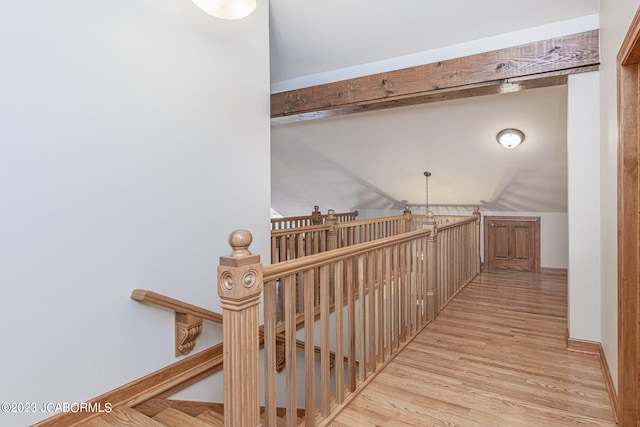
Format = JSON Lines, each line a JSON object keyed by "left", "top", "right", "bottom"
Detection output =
{"left": 617, "top": 7, "right": 640, "bottom": 425}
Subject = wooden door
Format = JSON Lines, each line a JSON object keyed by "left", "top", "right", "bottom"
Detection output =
{"left": 484, "top": 216, "right": 540, "bottom": 272}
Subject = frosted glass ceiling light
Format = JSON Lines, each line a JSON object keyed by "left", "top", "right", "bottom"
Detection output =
{"left": 496, "top": 128, "right": 525, "bottom": 149}
{"left": 192, "top": 0, "right": 256, "bottom": 20}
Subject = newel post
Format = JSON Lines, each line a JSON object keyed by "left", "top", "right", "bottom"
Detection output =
{"left": 311, "top": 205, "right": 323, "bottom": 225}
{"left": 473, "top": 206, "right": 481, "bottom": 274}
{"left": 218, "top": 230, "right": 263, "bottom": 427}
{"left": 403, "top": 204, "right": 412, "bottom": 232}
{"left": 326, "top": 209, "right": 339, "bottom": 251}
{"left": 425, "top": 211, "right": 438, "bottom": 321}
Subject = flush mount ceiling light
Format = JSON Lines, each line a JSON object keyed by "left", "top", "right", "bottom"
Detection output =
{"left": 192, "top": 0, "right": 256, "bottom": 20}
{"left": 496, "top": 128, "right": 525, "bottom": 149}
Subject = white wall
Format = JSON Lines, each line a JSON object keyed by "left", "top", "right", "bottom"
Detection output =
{"left": 599, "top": 0, "right": 640, "bottom": 391}
{"left": 567, "top": 72, "right": 601, "bottom": 342}
{"left": 431, "top": 208, "right": 568, "bottom": 269}
{"left": 0, "top": 1, "right": 270, "bottom": 425}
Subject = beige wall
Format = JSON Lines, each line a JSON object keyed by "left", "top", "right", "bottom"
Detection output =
{"left": 0, "top": 1, "right": 271, "bottom": 425}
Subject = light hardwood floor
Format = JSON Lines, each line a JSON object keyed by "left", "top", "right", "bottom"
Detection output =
{"left": 331, "top": 270, "right": 616, "bottom": 426}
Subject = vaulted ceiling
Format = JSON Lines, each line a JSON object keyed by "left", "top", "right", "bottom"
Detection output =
{"left": 268, "top": 0, "right": 600, "bottom": 216}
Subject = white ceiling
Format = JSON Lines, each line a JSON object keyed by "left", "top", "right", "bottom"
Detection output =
{"left": 268, "top": 0, "right": 599, "bottom": 216}
{"left": 272, "top": 86, "right": 568, "bottom": 214}
{"left": 269, "top": 0, "right": 599, "bottom": 84}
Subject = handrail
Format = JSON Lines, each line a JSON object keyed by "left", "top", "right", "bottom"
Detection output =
{"left": 131, "top": 289, "right": 223, "bottom": 324}
{"left": 264, "top": 227, "right": 432, "bottom": 280}
{"left": 436, "top": 215, "right": 477, "bottom": 230}
{"left": 130, "top": 289, "right": 224, "bottom": 356}
{"left": 271, "top": 223, "right": 330, "bottom": 237}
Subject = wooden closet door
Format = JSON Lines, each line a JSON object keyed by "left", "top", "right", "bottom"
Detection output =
{"left": 484, "top": 216, "right": 540, "bottom": 272}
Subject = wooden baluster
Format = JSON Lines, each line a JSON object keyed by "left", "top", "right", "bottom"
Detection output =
{"left": 410, "top": 239, "right": 417, "bottom": 334}
{"left": 304, "top": 269, "right": 315, "bottom": 427}
{"left": 326, "top": 210, "right": 338, "bottom": 305}
{"left": 347, "top": 257, "right": 356, "bottom": 392}
{"left": 288, "top": 231, "right": 296, "bottom": 260}
{"left": 271, "top": 235, "right": 277, "bottom": 264}
{"left": 218, "top": 230, "right": 263, "bottom": 427}
{"left": 473, "top": 206, "right": 481, "bottom": 274}
{"left": 425, "top": 212, "right": 438, "bottom": 321}
{"left": 404, "top": 240, "right": 411, "bottom": 339}
{"left": 334, "top": 261, "right": 345, "bottom": 404}
{"left": 399, "top": 241, "right": 407, "bottom": 342}
{"left": 284, "top": 274, "right": 297, "bottom": 426}
{"left": 320, "top": 264, "right": 331, "bottom": 417}
{"left": 415, "top": 239, "right": 422, "bottom": 330}
{"left": 367, "top": 251, "right": 376, "bottom": 373}
{"left": 358, "top": 255, "right": 366, "bottom": 383}
{"left": 377, "top": 249, "right": 384, "bottom": 364}
{"left": 264, "top": 278, "right": 277, "bottom": 427}
{"left": 384, "top": 246, "right": 392, "bottom": 359}
{"left": 392, "top": 244, "right": 400, "bottom": 351}
{"left": 279, "top": 235, "right": 286, "bottom": 263}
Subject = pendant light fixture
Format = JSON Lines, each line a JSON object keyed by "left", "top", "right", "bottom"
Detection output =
{"left": 424, "top": 171, "right": 432, "bottom": 214}
{"left": 192, "top": 0, "right": 256, "bottom": 20}
{"left": 496, "top": 128, "right": 525, "bottom": 149}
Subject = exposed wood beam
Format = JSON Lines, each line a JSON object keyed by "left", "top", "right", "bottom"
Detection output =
{"left": 271, "top": 30, "right": 599, "bottom": 123}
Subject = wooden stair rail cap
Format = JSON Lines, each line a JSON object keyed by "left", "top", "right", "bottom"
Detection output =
{"left": 218, "top": 230, "right": 263, "bottom": 304}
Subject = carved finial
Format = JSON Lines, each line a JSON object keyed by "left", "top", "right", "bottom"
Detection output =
{"left": 403, "top": 204, "right": 412, "bottom": 215}
{"left": 427, "top": 211, "right": 434, "bottom": 220}
{"left": 313, "top": 205, "right": 320, "bottom": 213}
{"left": 228, "top": 230, "right": 253, "bottom": 257}
{"left": 473, "top": 206, "right": 480, "bottom": 214}
{"left": 327, "top": 209, "right": 335, "bottom": 218}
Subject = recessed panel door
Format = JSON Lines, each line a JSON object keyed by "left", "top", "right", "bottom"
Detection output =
{"left": 485, "top": 217, "right": 540, "bottom": 272}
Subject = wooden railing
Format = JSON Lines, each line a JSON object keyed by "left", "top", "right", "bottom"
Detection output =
{"left": 271, "top": 206, "right": 358, "bottom": 230}
{"left": 271, "top": 206, "right": 476, "bottom": 264}
{"left": 436, "top": 215, "right": 481, "bottom": 312}
{"left": 335, "top": 214, "right": 424, "bottom": 248}
{"left": 219, "top": 209, "right": 481, "bottom": 426}
{"left": 271, "top": 224, "right": 331, "bottom": 263}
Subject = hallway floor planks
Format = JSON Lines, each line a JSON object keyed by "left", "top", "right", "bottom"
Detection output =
{"left": 331, "top": 270, "right": 616, "bottom": 426}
